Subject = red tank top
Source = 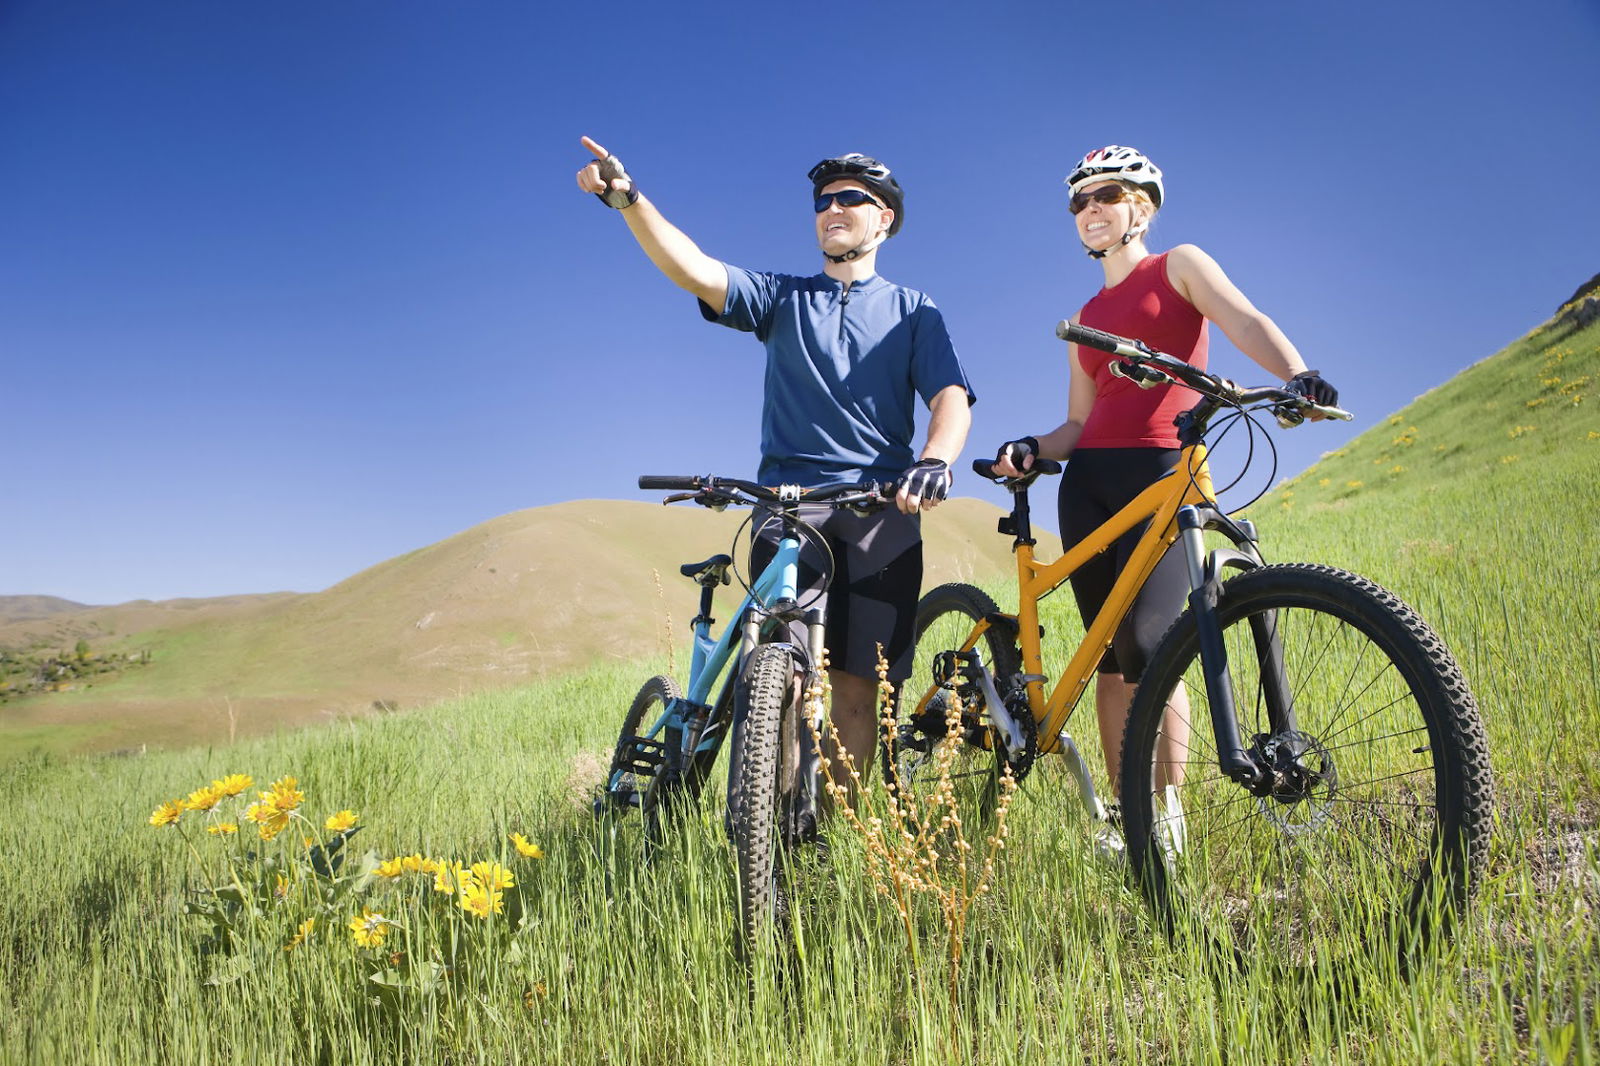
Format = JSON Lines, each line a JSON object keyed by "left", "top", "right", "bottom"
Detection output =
{"left": 1075, "top": 252, "right": 1208, "bottom": 449}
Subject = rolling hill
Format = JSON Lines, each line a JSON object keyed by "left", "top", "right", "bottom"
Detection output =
{"left": 0, "top": 496, "right": 1053, "bottom": 757}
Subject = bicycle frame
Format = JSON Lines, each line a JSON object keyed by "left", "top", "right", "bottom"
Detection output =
{"left": 1019, "top": 444, "right": 1225, "bottom": 751}
{"left": 912, "top": 440, "right": 1267, "bottom": 764}
{"left": 676, "top": 527, "right": 812, "bottom": 754}
{"left": 607, "top": 513, "right": 821, "bottom": 810}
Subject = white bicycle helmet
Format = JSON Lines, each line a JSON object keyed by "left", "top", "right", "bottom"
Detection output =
{"left": 1065, "top": 145, "right": 1164, "bottom": 209}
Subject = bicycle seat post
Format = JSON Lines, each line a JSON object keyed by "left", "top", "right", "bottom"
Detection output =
{"left": 997, "top": 478, "right": 1039, "bottom": 549}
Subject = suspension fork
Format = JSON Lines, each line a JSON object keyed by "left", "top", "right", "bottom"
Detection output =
{"left": 794, "top": 607, "right": 829, "bottom": 834}
{"left": 1176, "top": 505, "right": 1291, "bottom": 792}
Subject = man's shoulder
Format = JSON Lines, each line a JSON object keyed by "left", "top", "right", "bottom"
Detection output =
{"left": 870, "top": 274, "right": 939, "bottom": 307}
{"left": 728, "top": 266, "right": 823, "bottom": 287}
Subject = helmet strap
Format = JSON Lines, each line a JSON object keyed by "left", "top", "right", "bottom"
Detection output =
{"left": 1083, "top": 216, "right": 1149, "bottom": 259}
{"left": 822, "top": 226, "right": 888, "bottom": 265}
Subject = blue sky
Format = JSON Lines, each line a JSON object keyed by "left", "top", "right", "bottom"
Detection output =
{"left": 5, "top": 0, "right": 1598, "bottom": 605}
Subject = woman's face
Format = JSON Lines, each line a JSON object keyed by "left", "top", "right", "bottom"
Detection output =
{"left": 1073, "top": 179, "right": 1148, "bottom": 252}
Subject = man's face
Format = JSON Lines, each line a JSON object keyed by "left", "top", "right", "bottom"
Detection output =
{"left": 815, "top": 179, "right": 892, "bottom": 256}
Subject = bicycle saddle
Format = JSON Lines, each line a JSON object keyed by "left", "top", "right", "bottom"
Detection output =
{"left": 679, "top": 554, "right": 733, "bottom": 586}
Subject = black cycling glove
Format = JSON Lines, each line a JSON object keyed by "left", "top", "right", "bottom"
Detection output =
{"left": 591, "top": 152, "right": 640, "bottom": 210}
{"left": 1284, "top": 370, "right": 1338, "bottom": 408}
{"left": 996, "top": 435, "right": 1040, "bottom": 471}
{"left": 898, "top": 458, "right": 952, "bottom": 504}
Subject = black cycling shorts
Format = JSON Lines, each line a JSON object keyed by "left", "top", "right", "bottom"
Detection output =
{"left": 1058, "top": 447, "right": 1192, "bottom": 681}
{"left": 749, "top": 505, "right": 922, "bottom": 683}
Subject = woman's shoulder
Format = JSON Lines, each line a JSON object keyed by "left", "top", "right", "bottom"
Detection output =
{"left": 1160, "top": 244, "right": 1224, "bottom": 304}
{"left": 1162, "top": 244, "right": 1216, "bottom": 271}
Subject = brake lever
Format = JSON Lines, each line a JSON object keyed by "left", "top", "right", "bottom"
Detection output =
{"left": 841, "top": 484, "right": 894, "bottom": 516}
{"left": 1109, "top": 359, "right": 1173, "bottom": 390}
{"left": 1272, "top": 400, "right": 1354, "bottom": 429}
{"left": 697, "top": 490, "right": 732, "bottom": 512}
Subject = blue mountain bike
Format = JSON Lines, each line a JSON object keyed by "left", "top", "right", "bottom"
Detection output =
{"left": 595, "top": 474, "right": 892, "bottom": 952}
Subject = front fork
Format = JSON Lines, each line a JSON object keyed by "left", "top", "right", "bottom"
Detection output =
{"left": 1176, "top": 505, "right": 1294, "bottom": 794}
{"left": 733, "top": 600, "right": 827, "bottom": 845}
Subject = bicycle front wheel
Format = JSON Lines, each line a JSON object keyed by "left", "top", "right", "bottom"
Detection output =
{"left": 1120, "top": 563, "right": 1493, "bottom": 969}
{"left": 728, "top": 642, "right": 805, "bottom": 954}
{"left": 886, "top": 582, "right": 1030, "bottom": 828}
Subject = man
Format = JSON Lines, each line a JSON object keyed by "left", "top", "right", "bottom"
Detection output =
{"left": 575, "top": 136, "right": 973, "bottom": 775}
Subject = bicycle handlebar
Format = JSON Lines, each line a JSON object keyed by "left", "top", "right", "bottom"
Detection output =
{"left": 637, "top": 474, "right": 895, "bottom": 511}
{"left": 1056, "top": 320, "right": 1353, "bottom": 423}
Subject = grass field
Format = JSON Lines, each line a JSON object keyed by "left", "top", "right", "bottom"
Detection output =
{"left": 0, "top": 320, "right": 1595, "bottom": 1064}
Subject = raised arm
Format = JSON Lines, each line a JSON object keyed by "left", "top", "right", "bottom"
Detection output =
{"left": 576, "top": 136, "right": 728, "bottom": 311}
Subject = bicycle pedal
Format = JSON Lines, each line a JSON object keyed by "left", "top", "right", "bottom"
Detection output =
{"left": 620, "top": 736, "right": 667, "bottom": 774}
{"left": 932, "top": 648, "right": 983, "bottom": 687}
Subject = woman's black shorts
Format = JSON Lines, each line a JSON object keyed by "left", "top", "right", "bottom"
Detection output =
{"left": 1058, "top": 447, "right": 1191, "bottom": 681}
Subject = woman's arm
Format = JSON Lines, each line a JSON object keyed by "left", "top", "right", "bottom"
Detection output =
{"left": 993, "top": 318, "right": 1097, "bottom": 475}
{"left": 1165, "top": 244, "right": 1309, "bottom": 380}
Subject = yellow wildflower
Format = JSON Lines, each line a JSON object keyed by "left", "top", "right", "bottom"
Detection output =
{"left": 324, "top": 810, "right": 359, "bottom": 833}
{"left": 348, "top": 908, "right": 391, "bottom": 948}
{"left": 433, "top": 862, "right": 464, "bottom": 895}
{"left": 375, "top": 858, "right": 405, "bottom": 879}
{"left": 213, "top": 774, "right": 253, "bottom": 796}
{"left": 207, "top": 822, "right": 239, "bottom": 836}
{"left": 274, "top": 873, "right": 291, "bottom": 900}
{"left": 470, "top": 861, "right": 515, "bottom": 891}
{"left": 263, "top": 776, "right": 304, "bottom": 814}
{"left": 510, "top": 833, "right": 545, "bottom": 860}
{"left": 149, "top": 800, "right": 184, "bottom": 828}
{"left": 458, "top": 886, "right": 504, "bottom": 919}
{"left": 183, "top": 784, "right": 225, "bottom": 811}
{"left": 245, "top": 801, "right": 290, "bottom": 841}
{"left": 284, "top": 918, "right": 315, "bottom": 952}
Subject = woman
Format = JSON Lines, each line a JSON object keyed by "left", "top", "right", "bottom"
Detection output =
{"left": 993, "top": 145, "right": 1337, "bottom": 843}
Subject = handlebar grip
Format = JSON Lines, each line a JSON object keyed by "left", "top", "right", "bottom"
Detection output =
{"left": 1056, "top": 320, "right": 1131, "bottom": 354}
{"left": 638, "top": 475, "right": 701, "bottom": 491}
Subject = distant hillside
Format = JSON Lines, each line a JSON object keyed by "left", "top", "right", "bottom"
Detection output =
{"left": 0, "top": 593, "right": 300, "bottom": 649}
{"left": 0, "top": 497, "right": 1047, "bottom": 758}
{"left": 0, "top": 595, "right": 93, "bottom": 625}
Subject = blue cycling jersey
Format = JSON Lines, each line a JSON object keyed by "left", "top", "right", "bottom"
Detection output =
{"left": 700, "top": 265, "right": 975, "bottom": 487}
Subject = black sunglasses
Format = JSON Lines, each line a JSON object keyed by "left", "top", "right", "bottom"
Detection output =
{"left": 814, "top": 188, "right": 883, "bottom": 212}
{"left": 1068, "top": 184, "right": 1132, "bottom": 214}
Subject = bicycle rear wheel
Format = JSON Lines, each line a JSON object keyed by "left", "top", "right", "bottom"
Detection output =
{"left": 1120, "top": 563, "right": 1493, "bottom": 970}
{"left": 598, "top": 674, "right": 686, "bottom": 855}
{"left": 728, "top": 642, "right": 806, "bottom": 954}
{"left": 886, "top": 582, "right": 1031, "bottom": 829}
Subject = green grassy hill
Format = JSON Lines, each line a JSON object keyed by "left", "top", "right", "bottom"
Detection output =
{"left": 0, "top": 497, "right": 1049, "bottom": 760}
{"left": 0, "top": 317, "right": 1594, "bottom": 1065}
{"left": 1238, "top": 315, "right": 1600, "bottom": 804}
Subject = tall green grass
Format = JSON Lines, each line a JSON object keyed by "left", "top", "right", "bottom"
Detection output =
{"left": 1, "top": 322, "right": 1595, "bottom": 1064}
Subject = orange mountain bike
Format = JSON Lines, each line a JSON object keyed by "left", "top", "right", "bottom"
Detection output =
{"left": 889, "top": 321, "right": 1494, "bottom": 968}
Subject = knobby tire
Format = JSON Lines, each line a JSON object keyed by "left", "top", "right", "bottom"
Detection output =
{"left": 1119, "top": 563, "right": 1493, "bottom": 972}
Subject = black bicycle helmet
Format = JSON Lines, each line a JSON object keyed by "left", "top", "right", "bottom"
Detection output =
{"left": 808, "top": 153, "right": 904, "bottom": 237}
